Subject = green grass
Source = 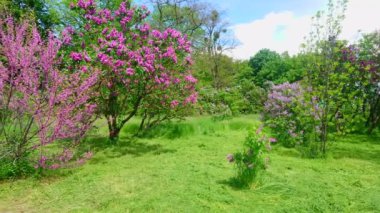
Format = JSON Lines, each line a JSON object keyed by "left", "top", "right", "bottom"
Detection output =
{"left": 0, "top": 115, "right": 380, "bottom": 212}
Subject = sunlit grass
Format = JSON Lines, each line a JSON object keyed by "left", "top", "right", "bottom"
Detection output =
{"left": 0, "top": 115, "right": 379, "bottom": 212}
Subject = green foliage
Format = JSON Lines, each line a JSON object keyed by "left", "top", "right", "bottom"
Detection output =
{"left": 227, "top": 129, "right": 270, "bottom": 187}
{"left": 197, "top": 85, "right": 264, "bottom": 116}
{"left": 0, "top": 158, "right": 34, "bottom": 180}
{"left": 193, "top": 53, "right": 236, "bottom": 89}
{"left": 248, "top": 49, "right": 306, "bottom": 88}
{"left": 266, "top": 117, "right": 299, "bottom": 147}
{"left": 285, "top": 54, "right": 307, "bottom": 82}
{"left": 249, "top": 49, "right": 280, "bottom": 77}
{"left": 256, "top": 56, "right": 291, "bottom": 85}
{"left": 195, "top": 58, "right": 266, "bottom": 115}
{"left": 2, "top": 0, "right": 61, "bottom": 35}
{"left": 236, "top": 79, "right": 267, "bottom": 113}
{"left": 0, "top": 0, "right": 8, "bottom": 13}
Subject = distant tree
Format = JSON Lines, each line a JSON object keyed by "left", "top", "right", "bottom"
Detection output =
{"left": 148, "top": 0, "right": 206, "bottom": 44}
{"left": 2, "top": 0, "right": 61, "bottom": 35}
{"left": 248, "top": 49, "right": 281, "bottom": 77}
{"left": 256, "top": 57, "right": 290, "bottom": 87}
{"left": 284, "top": 54, "right": 307, "bottom": 83}
{"left": 247, "top": 49, "right": 305, "bottom": 87}
{"left": 193, "top": 53, "right": 235, "bottom": 89}
{"left": 200, "top": 9, "right": 236, "bottom": 89}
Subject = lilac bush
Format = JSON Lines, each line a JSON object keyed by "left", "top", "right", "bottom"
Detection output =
{"left": 263, "top": 82, "right": 308, "bottom": 147}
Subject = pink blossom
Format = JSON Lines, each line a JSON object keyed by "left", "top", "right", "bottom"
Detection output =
{"left": 184, "top": 75, "right": 197, "bottom": 83}
{"left": 62, "top": 26, "right": 74, "bottom": 44}
{"left": 70, "top": 52, "right": 83, "bottom": 61}
{"left": 126, "top": 68, "right": 135, "bottom": 76}
{"left": 81, "top": 66, "right": 88, "bottom": 72}
{"left": 185, "top": 93, "right": 198, "bottom": 104}
{"left": 170, "top": 100, "right": 179, "bottom": 108}
{"left": 163, "top": 46, "right": 177, "bottom": 63}
{"left": 84, "top": 54, "right": 91, "bottom": 62}
{"left": 77, "top": 0, "right": 95, "bottom": 9}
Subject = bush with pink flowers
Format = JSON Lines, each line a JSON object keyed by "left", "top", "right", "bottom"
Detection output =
{"left": 0, "top": 19, "right": 98, "bottom": 177}
{"left": 63, "top": 0, "right": 198, "bottom": 140}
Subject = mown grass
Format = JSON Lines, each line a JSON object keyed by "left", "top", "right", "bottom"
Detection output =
{"left": 0, "top": 115, "right": 379, "bottom": 212}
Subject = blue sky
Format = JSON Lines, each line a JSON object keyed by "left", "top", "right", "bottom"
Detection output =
{"left": 137, "top": 0, "right": 328, "bottom": 24}
{"left": 137, "top": 0, "right": 380, "bottom": 59}
{"left": 215, "top": 0, "right": 328, "bottom": 24}
{"left": 224, "top": 0, "right": 380, "bottom": 59}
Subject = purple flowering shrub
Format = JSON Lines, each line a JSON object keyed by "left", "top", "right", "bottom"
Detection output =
{"left": 263, "top": 82, "right": 309, "bottom": 147}
{"left": 226, "top": 127, "right": 273, "bottom": 187}
{"left": 0, "top": 19, "right": 97, "bottom": 176}
{"left": 64, "top": 0, "right": 198, "bottom": 139}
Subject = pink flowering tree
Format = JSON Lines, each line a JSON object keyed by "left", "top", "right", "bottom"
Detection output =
{"left": 64, "top": 0, "right": 197, "bottom": 140}
{"left": 0, "top": 19, "right": 97, "bottom": 170}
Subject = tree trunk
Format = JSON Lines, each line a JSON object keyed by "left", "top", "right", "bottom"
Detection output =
{"left": 138, "top": 111, "right": 147, "bottom": 132}
{"left": 107, "top": 115, "right": 120, "bottom": 142}
{"left": 109, "top": 128, "right": 120, "bottom": 141}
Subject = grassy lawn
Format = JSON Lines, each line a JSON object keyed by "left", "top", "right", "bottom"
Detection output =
{"left": 0, "top": 115, "right": 379, "bottom": 212}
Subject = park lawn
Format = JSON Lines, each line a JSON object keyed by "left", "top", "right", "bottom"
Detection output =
{"left": 0, "top": 115, "right": 379, "bottom": 212}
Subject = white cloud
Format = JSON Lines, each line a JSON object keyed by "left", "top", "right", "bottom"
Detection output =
{"left": 230, "top": 0, "right": 380, "bottom": 60}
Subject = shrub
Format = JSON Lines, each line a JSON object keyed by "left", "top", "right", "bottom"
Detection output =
{"left": 197, "top": 85, "right": 265, "bottom": 116}
{"left": 197, "top": 87, "right": 233, "bottom": 116}
{"left": 0, "top": 158, "right": 34, "bottom": 180}
{"left": 263, "top": 82, "right": 309, "bottom": 147}
{"left": 0, "top": 19, "right": 97, "bottom": 175}
{"left": 227, "top": 127, "right": 273, "bottom": 187}
{"left": 237, "top": 80, "right": 267, "bottom": 113}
